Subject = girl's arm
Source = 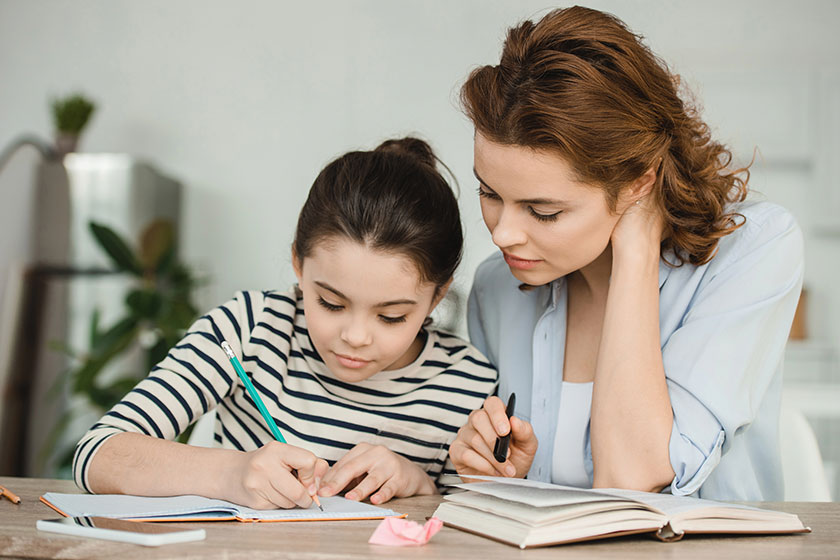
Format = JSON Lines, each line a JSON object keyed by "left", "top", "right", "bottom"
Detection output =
{"left": 88, "top": 433, "right": 325, "bottom": 509}
{"left": 75, "top": 292, "right": 326, "bottom": 508}
{"left": 590, "top": 197, "right": 675, "bottom": 492}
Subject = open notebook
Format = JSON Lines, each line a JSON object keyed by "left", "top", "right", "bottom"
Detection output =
{"left": 433, "top": 476, "right": 808, "bottom": 548}
{"left": 40, "top": 492, "right": 403, "bottom": 523}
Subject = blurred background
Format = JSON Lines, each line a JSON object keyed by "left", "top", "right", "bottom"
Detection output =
{"left": 1, "top": 1, "right": 838, "bottom": 500}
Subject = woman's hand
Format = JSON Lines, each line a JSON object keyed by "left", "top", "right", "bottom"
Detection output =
{"left": 317, "top": 443, "right": 437, "bottom": 505}
{"left": 226, "top": 441, "right": 328, "bottom": 509}
{"left": 610, "top": 193, "right": 664, "bottom": 263}
{"left": 449, "top": 396, "right": 538, "bottom": 478}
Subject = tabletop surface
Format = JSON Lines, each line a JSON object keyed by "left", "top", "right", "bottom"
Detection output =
{"left": 1, "top": 476, "right": 838, "bottom": 559}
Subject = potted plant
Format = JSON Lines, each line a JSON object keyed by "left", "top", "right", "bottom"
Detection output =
{"left": 51, "top": 93, "right": 96, "bottom": 157}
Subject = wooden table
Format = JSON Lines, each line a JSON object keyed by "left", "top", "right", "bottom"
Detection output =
{"left": 1, "top": 477, "right": 837, "bottom": 559}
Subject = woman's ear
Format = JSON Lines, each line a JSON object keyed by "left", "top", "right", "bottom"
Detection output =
{"left": 618, "top": 164, "right": 658, "bottom": 211}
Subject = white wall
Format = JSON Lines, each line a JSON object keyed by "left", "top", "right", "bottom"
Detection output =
{"left": 2, "top": 0, "right": 837, "bottom": 310}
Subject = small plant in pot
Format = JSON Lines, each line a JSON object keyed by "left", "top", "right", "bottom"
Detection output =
{"left": 51, "top": 93, "right": 96, "bottom": 157}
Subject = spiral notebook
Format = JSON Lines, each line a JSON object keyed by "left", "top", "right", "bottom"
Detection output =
{"left": 40, "top": 492, "right": 403, "bottom": 523}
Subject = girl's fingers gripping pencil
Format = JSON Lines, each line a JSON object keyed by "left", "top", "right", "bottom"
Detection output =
{"left": 220, "top": 341, "right": 323, "bottom": 511}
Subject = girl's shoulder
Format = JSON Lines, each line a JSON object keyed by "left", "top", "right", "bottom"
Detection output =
{"left": 423, "top": 329, "right": 498, "bottom": 381}
{"left": 205, "top": 287, "right": 300, "bottom": 341}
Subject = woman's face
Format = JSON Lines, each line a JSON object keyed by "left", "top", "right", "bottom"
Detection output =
{"left": 474, "top": 132, "right": 621, "bottom": 286}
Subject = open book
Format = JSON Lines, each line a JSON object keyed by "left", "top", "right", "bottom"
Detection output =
{"left": 41, "top": 492, "right": 403, "bottom": 523}
{"left": 433, "top": 476, "right": 808, "bottom": 548}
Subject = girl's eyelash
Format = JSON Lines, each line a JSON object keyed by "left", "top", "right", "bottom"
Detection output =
{"left": 317, "top": 297, "right": 343, "bottom": 311}
{"left": 318, "top": 296, "right": 406, "bottom": 324}
{"left": 528, "top": 207, "right": 563, "bottom": 223}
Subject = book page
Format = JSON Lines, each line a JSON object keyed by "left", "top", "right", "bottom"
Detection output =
{"left": 450, "top": 476, "right": 650, "bottom": 509}
{"left": 596, "top": 488, "right": 783, "bottom": 519}
{"left": 444, "top": 490, "right": 662, "bottom": 526}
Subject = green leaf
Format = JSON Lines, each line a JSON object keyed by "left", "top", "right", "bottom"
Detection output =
{"left": 146, "top": 337, "right": 171, "bottom": 372}
{"left": 90, "top": 316, "right": 139, "bottom": 357}
{"left": 89, "top": 222, "right": 142, "bottom": 275}
{"left": 176, "top": 422, "right": 195, "bottom": 444}
{"left": 47, "top": 339, "right": 77, "bottom": 359}
{"left": 73, "top": 318, "right": 139, "bottom": 393}
{"left": 89, "top": 308, "right": 101, "bottom": 348}
{"left": 126, "top": 289, "right": 163, "bottom": 319}
{"left": 139, "top": 220, "right": 175, "bottom": 272}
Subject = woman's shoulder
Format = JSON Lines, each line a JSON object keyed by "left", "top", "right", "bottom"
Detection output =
{"left": 708, "top": 199, "right": 803, "bottom": 271}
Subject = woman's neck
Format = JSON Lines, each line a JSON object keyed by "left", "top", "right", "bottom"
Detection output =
{"left": 570, "top": 244, "right": 613, "bottom": 302}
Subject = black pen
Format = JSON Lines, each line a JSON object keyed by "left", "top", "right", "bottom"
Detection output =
{"left": 492, "top": 393, "right": 516, "bottom": 463}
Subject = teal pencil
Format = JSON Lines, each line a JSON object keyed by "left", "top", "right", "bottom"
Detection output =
{"left": 220, "top": 340, "right": 323, "bottom": 510}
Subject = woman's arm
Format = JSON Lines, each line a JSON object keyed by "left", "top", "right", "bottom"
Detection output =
{"left": 590, "top": 195, "right": 675, "bottom": 492}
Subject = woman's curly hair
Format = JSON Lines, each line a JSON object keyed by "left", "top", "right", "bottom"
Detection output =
{"left": 461, "top": 6, "right": 748, "bottom": 266}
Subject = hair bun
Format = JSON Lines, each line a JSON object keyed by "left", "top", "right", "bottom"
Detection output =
{"left": 375, "top": 137, "right": 437, "bottom": 168}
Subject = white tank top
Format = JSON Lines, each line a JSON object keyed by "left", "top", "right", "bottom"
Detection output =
{"left": 550, "top": 381, "right": 594, "bottom": 487}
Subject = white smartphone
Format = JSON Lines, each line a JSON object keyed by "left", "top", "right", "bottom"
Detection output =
{"left": 36, "top": 516, "right": 205, "bottom": 547}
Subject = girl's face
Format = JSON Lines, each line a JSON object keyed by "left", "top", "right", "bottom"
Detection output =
{"left": 293, "top": 238, "right": 445, "bottom": 383}
{"left": 474, "top": 133, "right": 622, "bottom": 286}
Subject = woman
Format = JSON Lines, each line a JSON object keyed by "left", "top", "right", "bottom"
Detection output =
{"left": 449, "top": 6, "right": 803, "bottom": 500}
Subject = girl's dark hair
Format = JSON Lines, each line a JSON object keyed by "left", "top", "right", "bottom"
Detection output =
{"left": 293, "top": 137, "right": 462, "bottom": 288}
{"left": 461, "top": 6, "right": 749, "bottom": 266}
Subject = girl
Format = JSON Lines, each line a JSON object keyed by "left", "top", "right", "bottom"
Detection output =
{"left": 74, "top": 137, "right": 498, "bottom": 508}
{"left": 450, "top": 7, "right": 803, "bottom": 501}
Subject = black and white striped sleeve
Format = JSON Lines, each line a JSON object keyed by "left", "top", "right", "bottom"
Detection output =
{"left": 71, "top": 292, "right": 260, "bottom": 492}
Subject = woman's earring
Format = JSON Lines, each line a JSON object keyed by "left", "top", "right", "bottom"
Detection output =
{"left": 635, "top": 199, "right": 641, "bottom": 205}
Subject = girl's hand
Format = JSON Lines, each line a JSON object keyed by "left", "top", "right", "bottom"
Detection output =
{"left": 449, "top": 396, "right": 538, "bottom": 478}
{"left": 317, "top": 443, "right": 437, "bottom": 505}
{"left": 610, "top": 194, "right": 664, "bottom": 262}
{"left": 227, "top": 441, "right": 328, "bottom": 509}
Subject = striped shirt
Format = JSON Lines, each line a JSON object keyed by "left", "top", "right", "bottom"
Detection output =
{"left": 73, "top": 288, "right": 498, "bottom": 493}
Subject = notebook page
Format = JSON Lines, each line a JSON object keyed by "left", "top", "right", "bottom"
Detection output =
{"left": 41, "top": 493, "right": 239, "bottom": 519}
{"left": 233, "top": 495, "right": 400, "bottom": 520}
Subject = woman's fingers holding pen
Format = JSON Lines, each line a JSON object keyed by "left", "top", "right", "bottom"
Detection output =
{"left": 450, "top": 415, "right": 507, "bottom": 477}
{"left": 507, "top": 416, "right": 538, "bottom": 477}
{"left": 481, "top": 396, "right": 512, "bottom": 437}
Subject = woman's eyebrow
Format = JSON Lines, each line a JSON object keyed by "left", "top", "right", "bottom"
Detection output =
{"left": 315, "top": 281, "right": 416, "bottom": 307}
{"left": 473, "top": 167, "right": 570, "bottom": 206}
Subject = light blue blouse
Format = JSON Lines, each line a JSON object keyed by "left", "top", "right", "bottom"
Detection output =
{"left": 467, "top": 201, "right": 804, "bottom": 501}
